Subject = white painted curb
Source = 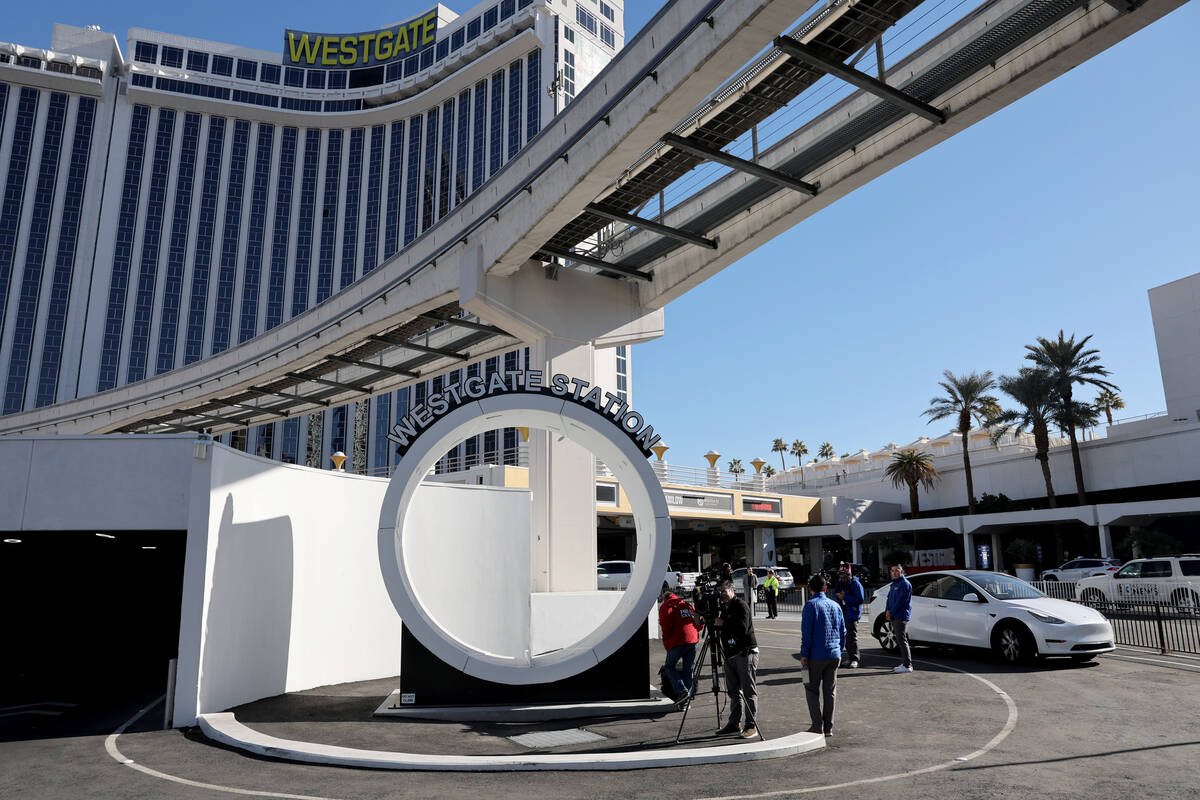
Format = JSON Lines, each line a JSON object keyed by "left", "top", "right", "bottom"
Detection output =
{"left": 197, "top": 713, "right": 825, "bottom": 772}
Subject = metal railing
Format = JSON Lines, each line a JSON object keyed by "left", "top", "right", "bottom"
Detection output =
{"left": 1028, "top": 580, "right": 1078, "bottom": 601}
{"left": 597, "top": 460, "right": 770, "bottom": 491}
{"left": 1083, "top": 600, "right": 1200, "bottom": 656}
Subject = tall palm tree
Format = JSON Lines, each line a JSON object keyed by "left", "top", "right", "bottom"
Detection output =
{"left": 1094, "top": 388, "right": 1126, "bottom": 426}
{"left": 988, "top": 369, "right": 1061, "bottom": 508}
{"left": 790, "top": 439, "right": 809, "bottom": 481}
{"left": 1025, "top": 331, "right": 1118, "bottom": 504}
{"left": 771, "top": 438, "right": 788, "bottom": 472}
{"left": 727, "top": 458, "right": 744, "bottom": 478}
{"left": 883, "top": 450, "right": 939, "bottom": 519}
{"left": 924, "top": 370, "right": 998, "bottom": 514}
{"left": 818, "top": 442, "right": 834, "bottom": 461}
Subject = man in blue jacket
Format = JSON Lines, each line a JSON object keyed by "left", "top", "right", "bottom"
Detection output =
{"left": 800, "top": 573, "right": 846, "bottom": 736}
{"left": 835, "top": 563, "right": 865, "bottom": 668}
{"left": 885, "top": 563, "right": 914, "bottom": 673}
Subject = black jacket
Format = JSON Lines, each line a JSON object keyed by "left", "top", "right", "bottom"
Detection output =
{"left": 718, "top": 597, "right": 757, "bottom": 658}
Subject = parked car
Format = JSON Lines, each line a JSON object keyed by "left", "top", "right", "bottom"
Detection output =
{"left": 866, "top": 570, "right": 1114, "bottom": 664}
{"left": 1040, "top": 558, "right": 1121, "bottom": 582}
{"left": 665, "top": 564, "right": 701, "bottom": 595}
{"left": 1075, "top": 556, "right": 1200, "bottom": 607}
{"left": 597, "top": 560, "right": 634, "bottom": 591}
{"left": 731, "top": 567, "right": 795, "bottom": 601}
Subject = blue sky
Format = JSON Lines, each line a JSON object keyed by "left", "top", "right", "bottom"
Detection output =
{"left": 8, "top": 1, "right": 1198, "bottom": 470}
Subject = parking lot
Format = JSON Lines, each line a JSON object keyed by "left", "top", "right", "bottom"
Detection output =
{"left": 2, "top": 619, "right": 1198, "bottom": 799}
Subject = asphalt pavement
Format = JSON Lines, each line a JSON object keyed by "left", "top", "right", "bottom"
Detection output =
{"left": 2, "top": 618, "right": 1199, "bottom": 799}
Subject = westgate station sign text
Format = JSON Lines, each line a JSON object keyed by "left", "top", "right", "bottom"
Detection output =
{"left": 285, "top": 8, "right": 438, "bottom": 69}
{"left": 387, "top": 371, "right": 663, "bottom": 460}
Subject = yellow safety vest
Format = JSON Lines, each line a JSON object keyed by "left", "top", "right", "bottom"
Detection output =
{"left": 763, "top": 575, "right": 780, "bottom": 595}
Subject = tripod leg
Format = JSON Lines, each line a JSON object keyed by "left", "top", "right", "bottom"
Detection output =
{"left": 673, "top": 636, "right": 707, "bottom": 743}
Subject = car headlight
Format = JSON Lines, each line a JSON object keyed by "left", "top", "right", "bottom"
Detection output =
{"left": 1028, "top": 610, "right": 1066, "bottom": 625}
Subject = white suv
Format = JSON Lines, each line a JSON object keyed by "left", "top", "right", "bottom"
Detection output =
{"left": 1075, "top": 556, "right": 1200, "bottom": 607}
{"left": 1040, "top": 558, "right": 1120, "bottom": 582}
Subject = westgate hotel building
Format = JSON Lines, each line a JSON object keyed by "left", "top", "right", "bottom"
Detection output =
{"left": 0, "top": 1, "right": 630, "bottom": 472}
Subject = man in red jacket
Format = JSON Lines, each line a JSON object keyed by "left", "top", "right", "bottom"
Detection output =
{"left": 659, "top": 589, "right": 704, "bottom": 708}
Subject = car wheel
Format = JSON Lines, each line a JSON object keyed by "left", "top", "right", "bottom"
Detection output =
{"left": 1080, "top": 588, "right": 1105, "bottom": 605}
{"left": 1043, "top": 575, "right": 1058, "bottom": 581}
{"left": 994, "top": 622, "right": 1036, "bottom": 665}
{"left": 1071, "top": 654, "right": 1096, "bottom": 663}
{"left": 874, "top": 615, "right": 898, "bottom": 652}
{"left": 756, "top": 588, "right": 765, "bottom": 602}
{"left": 661, "top": 582, "right": 670, "bottom": 594}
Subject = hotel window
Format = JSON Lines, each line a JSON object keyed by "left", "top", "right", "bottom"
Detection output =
{"left": 576, "top": 8, "right": 598, "bottom": 35}
{"left": 420, "top": 48, "right": 434, "bottom": 70}
{"left": 562, "top": 49, "right": 575, "bottom": 102}
{"left": 467, "top": 18, "right": 481, "bottom": 42}
{"left": 451, "top": 29, "right": 465, "bottom": 51}
{"left": 600, "top": 24, "right": 615, "bottom": 48}
{"left": 373, "top": 394, "right": 392, "bottom": 472}
{"left": 153, "top": 112, "right": 201, "bottom": 376}
{"left": 124, "top": 108, "right": 175, "bottom": 383}
{"left": 290, "top": 129, "right": 320, "bottom": 316}
{"left": 438, "top": 98, "right": 454, "bottom": 219}
{"left": 454, "top": 89, "right": 470, "bottom": 206}
{"left": 211, "top": 119, "right": 250, "bottom": 355}
{"left": 616, "top": 345, "right": 628, "bottom": 402}
{"left": 500, "top": 0, "right": 516, "bottom": 19}
{"left": 259, "top": 63, "right": 280, "bottom": 84}
{"left": 315, "top": 129, "right": 342, "bottom": 303}
{"left": 488, "top": 70, "right": 503, "bottom": 176}
{"left": 472, "top": 81, "right": 486, "bottom": 192}
{"left": 600, "top": 1, "right": 615, "bottom": 21}
{"left": 284, "top": 66, "right": 304, "bottom": 87}
{"left": 282, "top": 418, "right": 300, "bottom": 463}
{"left": 526, "top": 50, "right": 540, "bottom": 140}
{"left": 386, "top": 61, "right": 401, "bottom": 82}
{"left": 161, "top": 46, "right": 183, "bottom": 68}
{"left": 484, "top": 6, "right": 499, "bottom": 31}
{"left": 236, "top": 59, "right": 258, "bottom": 81}
{"left": 403, "top": 116, "right": 422, "bottom": 244}
{"left": 36, "top": 95, "right": 97, "bottom": 407}
{"left": 265, "top": 126, "right": 297, "bottom": 330}
{"left": 404, "top": 54, "right": 420, "bottom": 78}
{"left": 384, "top": 120, "right": 405, "bottom": 257}
{"left": 187, "top": 50, "right": 209, "bottom": 72}
{"left": 306, "top": 69, "right": 326, "bottom": 89}
{"left": 327, "top": 70, "right": 347, "bottom": 89}
{"left": 507, "top": 60, "right": 522, "bottom": 158}
{"left": 211, "top": 54, "right": 233, "bottom": 76}
{"left": 421, "top": 108, "right": 439, "bottom": 231}
{"left": 134, "top": 41, "right": 158, "bottom": 63}
{"left": 363, "top": 126, "right": 384, "bottom": 274}
{"left": 238, "top": 123, "right": 274, "bottom": 344}
{"left": 340, "top": 128, "right": 364, "bottom": 290}
{"left": 184, "top": 117, "right": 225, "bottom": 365}
{"left": 563, "top": 25, "right": 574, "bottom": 44}
{"left": 436, "top": 39, "right": 449, "bottom": 62}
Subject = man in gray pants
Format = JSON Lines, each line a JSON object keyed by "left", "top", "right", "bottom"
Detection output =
{"left": 800, "top": 573, "right": 846, "bottom": 736}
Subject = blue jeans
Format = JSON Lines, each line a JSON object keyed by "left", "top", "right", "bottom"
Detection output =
{"left": 664, "top": 643, "right": 697, "bottom": 698}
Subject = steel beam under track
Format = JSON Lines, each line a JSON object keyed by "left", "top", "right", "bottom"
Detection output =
{"left": 773, "top": 37, "right": 946, "bottom": 124}
{"left": 661, "top": 133, "right": 818, "bottom": 195}
{"left": 367, "top": 333, "right": 469, "bottom": 360}
{"left": 585, "top": 204, "right": 718, "bottom": 249}
{"left": 324, "top": 355, "right": 418, "bottom": 377}
{"left": 537, "top": 243, "right": 654, "bottom": 280}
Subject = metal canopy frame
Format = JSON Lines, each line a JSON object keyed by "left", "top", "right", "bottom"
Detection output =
{"left": 367, "top": 333, "right": 469, "bottom": 361}
{"left": 773, "top": 36, "right": 946, "bottom": 124}
{"left": 324, "top": 354, "right": 418, "bottom": 377}
{"left": 661, "top": 133, "right": 819, "bottom": 195}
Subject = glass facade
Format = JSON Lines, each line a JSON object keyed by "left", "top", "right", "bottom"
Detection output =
{"left": 239, "top": 123, "right": 274, "bottom": 343}
{"left": 154, "top": 112, "right": 200, "bottom": 375}
{"left": 184, "top": 117, "right": 225, "bottom": 365}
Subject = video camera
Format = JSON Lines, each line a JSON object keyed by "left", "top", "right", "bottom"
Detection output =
{"left": 693, "top": 565, "right": 730, "bottom": 622}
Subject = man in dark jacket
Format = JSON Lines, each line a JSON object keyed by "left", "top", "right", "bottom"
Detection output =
{"left": 886, "top": 564, "right": 914, "bottom": 673}
{"left": 714, "top": 581, "right": 759, "bottom": 739}
{"left": 659, "top": 590, "right": 702, "bottom": 707}
{"left": 835, "top": 563, "right": 865, "bottom": 668}
{"left": 800, "top": 573, "right": 846, "bottom": 736}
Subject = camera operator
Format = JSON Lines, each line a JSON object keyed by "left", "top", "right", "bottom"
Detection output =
{"left": 714, "top": 581, "right": 759, "bottom": 739}
{"left": 659, "top": 587, "right": 703, "bottom": 709}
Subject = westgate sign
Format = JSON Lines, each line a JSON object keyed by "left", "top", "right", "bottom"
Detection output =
{"left": 387, "top": 370, "right": 662, "bottom": 459}
{"left": 284, "top": 8, "right": 438, "bottom": 69}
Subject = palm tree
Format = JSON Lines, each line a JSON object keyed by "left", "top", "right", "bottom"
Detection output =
{"left": 1094, "top": 388, "right": 1126, "bottom": 426}
{"left": 727, "top": 458, "right": 745, "bottom": 478}
{"left": 883, "top": 450, "right": 939, "bottom": 519}
{"left": 763, "top": 464, "right": 777, "bottom": 478}
{"left": 790, "top": 439, "right": 809, "bottom": 481}
{"left": 771, "top": 438, "right": 788, "bottom": 472}
{"left": 988, "top": 369, "right": 1061, "bottom": 508}
{"left": 818, "top": 442, "right": 834, "bottom": 461}
{"left": 1025, "top": 331, "right": 1118, "bottom": 504}
{"left": 924, "top": 370, "right": 998, "bottom": 514}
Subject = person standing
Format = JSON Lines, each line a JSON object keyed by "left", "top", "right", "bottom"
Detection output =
{"left": 763, "top": 569, "right": 781, "bottom": 619}
{"left": 885, "top": 563, "right": 914, "bottom": 673}
{"left": 834, "top": 564, "right": 865, "bottom": 667}
{"left": 714, "top": 581, "right": 759, "bottom": 739}
{"left": 658, "top": 589, "right": 702, "bottom": 708}
{"left": 800, "top": 574, "right": 846, "bottom": 736}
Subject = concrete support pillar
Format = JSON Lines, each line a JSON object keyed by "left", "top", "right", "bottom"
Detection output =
{"left": 1097, "top": 524, "right": 1114, "bottom": 559}
{"left": 809, "top": 537, "right": 823, "bottom": 573}
{"left": 461, "top": 248, "right": 665, "bottom": 594}
{"left": 750, "top": 528, "right": 776, "bottom": 567}
{"left": 964, "top": 532, "right": 976, "bottom": 569}
{"left": 851, "top": 536, "right": 863, "bottom": 566}
{"left": 991, "top": 532, "right": 1005, "bottom": 572}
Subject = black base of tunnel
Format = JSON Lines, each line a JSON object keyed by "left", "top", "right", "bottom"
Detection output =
{"left": 397, "top": 620, "right": 650, "bottom": 706}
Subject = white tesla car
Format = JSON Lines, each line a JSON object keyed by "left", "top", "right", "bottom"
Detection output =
{"left": 867, "top": 570, "right": 1114, "bottom": 664}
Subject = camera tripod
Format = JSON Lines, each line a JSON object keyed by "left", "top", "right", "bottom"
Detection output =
{"left": 673, "top": 625, "right": 766, "bottom": 743}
